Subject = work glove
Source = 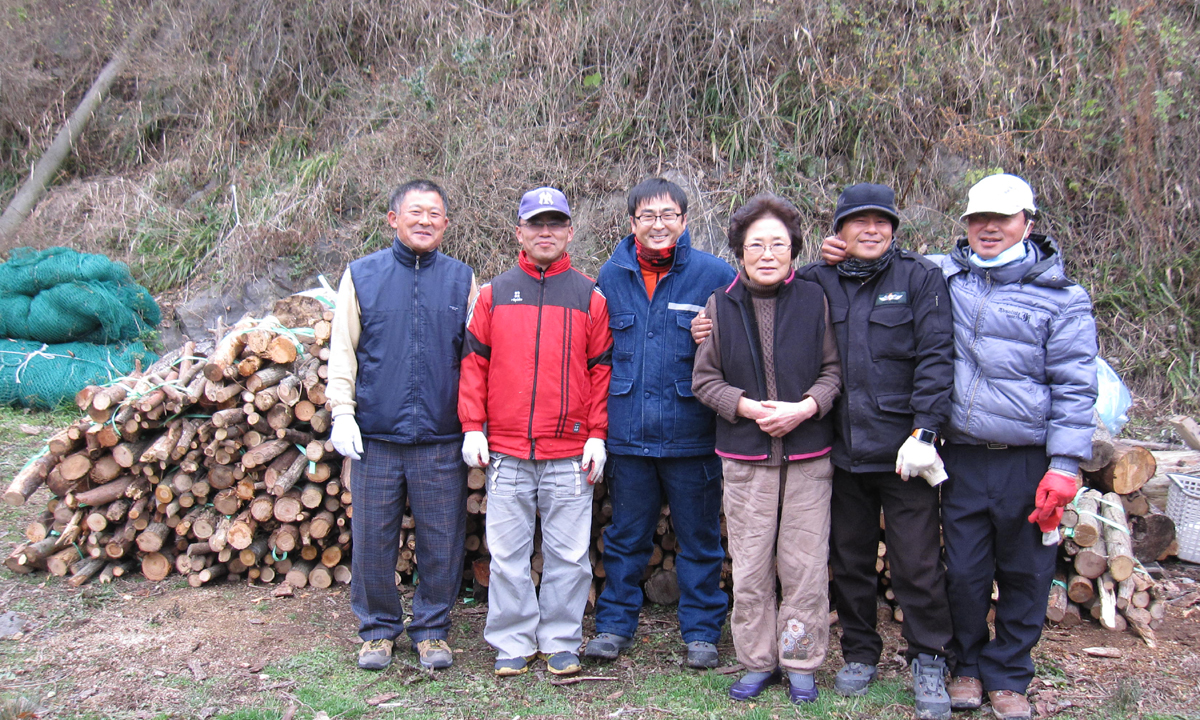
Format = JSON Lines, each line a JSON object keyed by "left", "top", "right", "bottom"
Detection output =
{"left": 582, "top": 438, "right": 607, "bottom": 485}
{"left": 1027, "top": 469, "right": 1078, "bottom": 532}
{"left": 895, "top": 435, "right": 939, "bottom": 481}
{"left": 919, "top": 453, "right": 948, "bottom": 487}
{"left": 331, "top": 415, "right": 363, "bottom": 461}
{"left": 462, "top": 431, "right": 490, "bottom": 468}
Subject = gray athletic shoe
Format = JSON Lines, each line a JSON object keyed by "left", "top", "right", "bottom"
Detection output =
{"left": 912, "top": 654, "right": 951, "bottom": 720}
{"left": 834, "top": 662, "right": 877, "bottom": 696}
{"left": 685, "top": 641, "right": 719, "bottom": 669}
{"left": 416, "top": 639, "right": 454, "bottom": 670}
{"left": 357, "top": 638, "right": 393, "bottom": 671}
{"left": 583, "top": 632, "right": 634, "bottom": 661}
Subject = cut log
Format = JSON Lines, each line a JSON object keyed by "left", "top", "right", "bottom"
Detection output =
{"left": 1079, "top": 410, "right": 1115, "bottom": 473}
{"left": 68, "top": 557, "right": 106, "bottom": 587}
{"left": 286, "top": 560, "right": 313, "bottom": 588}
{"left": 243, "top": 439, "right": 290, "bottom": 469}
{"left": 204, "top": 317, "right": 255, "bottom": 381}
{"left": 73, "top": 477, "right": 134, "bottom": 508}
{"left": 644, "top": 568, "right": 680, "bottom": 605}
{"left": 136, "top": 522, "right": 171, "bottom": 553}
{"left": 1086, "top": 443, "right": 1156, "bottom": 495}
{"left": 1072, "top": 490, "right": 1102, "bottom": 547}
{"left": 141, "top": 551, "right": 174, "bottom": 581}
{"left": 1047, "top": 577, "right": 1068, "bottom": 623}
{"left": 5, "top": 451, "right": 57, "bottom": 506}
{"left": 1097, "top": 573, "right": 1119, "bottom": 630}
{"left": 1100, "top": 492, "right": 1135, "bottom": 582}
{"left": 1168, "top": 415, "right": 1200, "bottom": 451}
{"left": 1074, "top": 533, "right": 1107, "bottom": 580}
{"left": 1129, "top": 510, "right": 1177, "bottom": 563}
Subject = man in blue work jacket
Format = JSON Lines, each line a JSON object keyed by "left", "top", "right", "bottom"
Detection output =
{"left": 586, "top": 178, "right": 736, "bottom": 668}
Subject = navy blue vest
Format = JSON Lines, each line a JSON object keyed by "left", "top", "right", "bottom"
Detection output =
{"left": 713, "top": 275, "right": 834, "bottom": 460}
{"left": 349, "top": 239, "right": 473, "bottom": 445}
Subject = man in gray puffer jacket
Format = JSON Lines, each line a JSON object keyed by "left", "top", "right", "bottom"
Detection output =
{"left": 932, "top": 174, "right": 1096, "bottom": 720}
{"left": 820, "top": 173, "right": 1097, "bottom": 720}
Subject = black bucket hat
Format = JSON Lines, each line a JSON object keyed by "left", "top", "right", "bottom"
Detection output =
{"left": 832, "top": 184, "right": 900, "bottom": 231}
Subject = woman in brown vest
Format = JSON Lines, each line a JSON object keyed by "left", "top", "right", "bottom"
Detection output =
{"left": 692, "top": 192, "right": 842, "bottom": 704}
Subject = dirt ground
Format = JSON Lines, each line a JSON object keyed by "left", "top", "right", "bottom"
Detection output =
{"left": 2, "top": 548, "right": 1198, "bottom": 719}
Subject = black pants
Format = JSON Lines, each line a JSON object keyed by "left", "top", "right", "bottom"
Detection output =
{"left": 941, "top": 444, "right": 1057, "bottom": 694}
{"left": 829, "top": 467, "right": 953, "bottom": 665}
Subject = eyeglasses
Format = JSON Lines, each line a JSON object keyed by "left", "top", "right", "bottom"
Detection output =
{"left": 634, "top": 211, "right": 682, "bottom": 226}
{"left": 743, "top": 242, "right": 792, "bottom": 258}
{"left": 520, "top": 219, "right": 571, "bottom": 231}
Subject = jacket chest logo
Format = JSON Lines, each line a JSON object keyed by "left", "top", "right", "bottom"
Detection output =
{"left": 511, "top": 290, "right": 523, "bottom": 303}
{"left": 875, "top": 291, "right": 908, "bottom": 306}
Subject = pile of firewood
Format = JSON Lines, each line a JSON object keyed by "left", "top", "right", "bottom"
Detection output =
{"left": 3, "top": 295, "right": 352, "bottom": 590}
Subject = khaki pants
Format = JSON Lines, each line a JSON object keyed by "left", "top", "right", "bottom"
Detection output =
{"left": 722, "top": 455, "right": 833, "bottom": 673}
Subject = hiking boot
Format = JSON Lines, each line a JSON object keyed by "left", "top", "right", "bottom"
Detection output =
{"left": 988, "top": 690, "right": 1031, "bottom": 720}
{"left": 494, "top": 654, "right": 536, "bottom": 677}
{"left": 583, "top": 633, "right": 634, "bottom": 661}
{"left": 541, "top": 651, "right": 582, "bottom": 676}
{"left": 416, "top": 639, "right": 454, "bottom": 670}
{"left": 834, "top": 662, "right": 877, "bottom": 696}
{"left": 911, "top": 654, "right": 951, "bottom": 720}
{"left": 947, "top": 676, "right": 983, "bottom": 710}
{"left": 357, "top": 639, "right": 393, "bottom": 671}
{"left": 685, "top": 641, "right": 719, "bottom": 669}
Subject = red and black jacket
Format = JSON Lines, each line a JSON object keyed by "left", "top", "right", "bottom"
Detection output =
{"left": 458, "top": 251, "right": 612, "bottom": 460}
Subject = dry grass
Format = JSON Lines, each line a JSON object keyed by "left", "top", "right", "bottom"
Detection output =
{"left": 0, "top": 0, "right": 1197, "bottom": 413}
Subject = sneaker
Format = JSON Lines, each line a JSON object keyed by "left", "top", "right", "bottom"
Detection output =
{"left": 947, "top": 676, "right": 983, "bottom": 710}
{"left": 988, "top": 690, "right": 1032, "bottom": 720}
{"left": 494, "top": 654, "right": 535, "bottom": 677}
{"left": 357, "top": 638, "right": 393, "bottom": 671}
{"left": 834, "top": 662, "right": 877, "bottom": 696}
{"left": 416, "top": 638, "right": 454, "bottom": 670}
{"left": 912, "top": 654, "right": 951, "bottom": 720}
{"left": 541, "top": 651, "right": 582, "bottom": 676}
{"left": 685, "top": 641, "right": 719, "bottom": 669}
{"left": 583, "top": 632, "right": 634, "bottom": 661}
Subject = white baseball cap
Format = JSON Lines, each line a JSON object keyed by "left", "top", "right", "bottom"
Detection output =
{"left": 960, "top": 174, "right": 1037, "bottom": 219}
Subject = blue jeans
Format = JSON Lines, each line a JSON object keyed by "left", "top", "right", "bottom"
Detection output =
{"left": 594, "top": 454, "right": 727, "bottom": 643}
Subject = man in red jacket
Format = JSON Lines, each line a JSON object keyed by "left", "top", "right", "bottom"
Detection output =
{"left": 459, "top": 186, "right": 613, "bottom": 677}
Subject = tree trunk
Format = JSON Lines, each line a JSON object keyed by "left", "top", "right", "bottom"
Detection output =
{"left": 0, "top": 17, "right": 155, "bottom": 247}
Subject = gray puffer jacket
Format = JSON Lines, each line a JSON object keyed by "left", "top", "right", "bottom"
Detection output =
{"left": 931, "top": 234, "right": 1097, "bottom": 473}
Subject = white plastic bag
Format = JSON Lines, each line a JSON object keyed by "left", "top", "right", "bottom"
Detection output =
{"left": 1095, "top": 357, "right": 1132, "bottom": 435}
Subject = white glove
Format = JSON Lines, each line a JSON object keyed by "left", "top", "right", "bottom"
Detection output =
{"left": 895, "top": 435, "right": 938, "bottom": 481}
{"left": 462, "top": 431, "right": 490, "bottom": 468}
{"left": 582, "top": 438, "right": 607, "bottom": 485}
{"left": 331, "top": 415, "right": 363, "bottom": 460}
{"left": 919, "top": 452, "right": 948, "bottom": 487}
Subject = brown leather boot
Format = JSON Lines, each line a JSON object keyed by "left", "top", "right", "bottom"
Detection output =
{"left": 947, "top": 676, "right": 983, "bottom": 710}
{"left": 988, "top": 690, "right": 1031, "bottom": 720}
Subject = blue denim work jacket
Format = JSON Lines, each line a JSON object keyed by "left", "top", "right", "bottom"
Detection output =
{"left": 597, "top": 230, "right": 736, "bottom": 457}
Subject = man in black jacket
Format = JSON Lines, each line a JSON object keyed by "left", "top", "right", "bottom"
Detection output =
{"left": 805, "top": 185, "right": 955, "bottom": 720}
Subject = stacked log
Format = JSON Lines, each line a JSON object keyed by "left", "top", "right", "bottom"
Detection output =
{"left": 5, "top": 310, "right": 1188, "bottom": 650}
{"left": 4, "top": 295, "right": 352, "bottom": 588}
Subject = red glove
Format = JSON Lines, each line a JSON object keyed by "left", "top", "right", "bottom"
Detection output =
{"left": 1027, "top": 469, "right": 1078, "bottom": 532}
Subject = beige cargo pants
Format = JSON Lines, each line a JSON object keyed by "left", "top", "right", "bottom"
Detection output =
{"left": 722, "top": 455, "right": 833, "bottom": 673}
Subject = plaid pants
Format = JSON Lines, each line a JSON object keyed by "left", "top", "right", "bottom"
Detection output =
{"left": 350, "top": 438, "right": 467, "bottom": 644}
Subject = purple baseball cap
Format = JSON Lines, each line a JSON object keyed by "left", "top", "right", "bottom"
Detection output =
{"left": 518, "top": 187, "right": 572, "bottom": 220}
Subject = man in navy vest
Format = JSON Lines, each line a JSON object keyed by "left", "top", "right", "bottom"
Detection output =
{"left": 585, "top": 178, "right": 736, "bottom": 669}
{"left": 327, "top": 179, "right": 477, "bottom": 672}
